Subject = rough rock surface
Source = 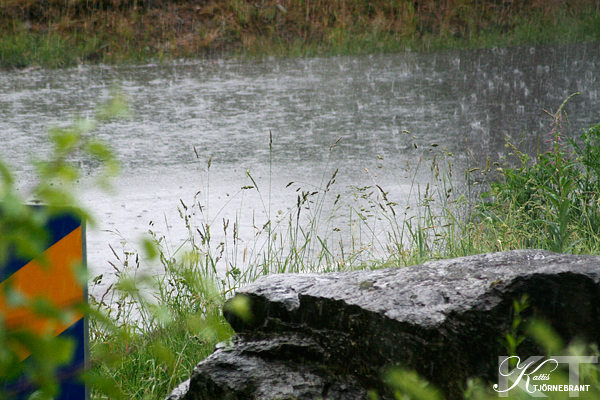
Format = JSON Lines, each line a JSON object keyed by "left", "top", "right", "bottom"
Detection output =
{"left": 167, "top": 250, "right": 600, "bottom": 400}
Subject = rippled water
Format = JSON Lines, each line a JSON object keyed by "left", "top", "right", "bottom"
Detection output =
{"left": 2, "top": 43, "right": 599, "bottom": 296}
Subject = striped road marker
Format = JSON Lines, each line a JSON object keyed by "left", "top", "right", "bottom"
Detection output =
{"left": 1, "top": 207, "right": 88, "bottom": 400}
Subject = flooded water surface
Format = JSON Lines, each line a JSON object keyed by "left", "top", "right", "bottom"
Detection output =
{"left": 1, "top": 43, "right": 600, "bottom": 296}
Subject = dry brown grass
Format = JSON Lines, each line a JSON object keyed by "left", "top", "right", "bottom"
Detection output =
{"left": 1, "top": 0, "right": 598, "bottom": 67}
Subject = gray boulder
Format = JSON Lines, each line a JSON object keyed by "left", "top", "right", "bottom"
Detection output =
{"left": 167, "top": 250, "right": 600, "bottom": 400}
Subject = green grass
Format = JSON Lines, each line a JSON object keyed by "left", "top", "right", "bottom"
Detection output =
{"left": 87, "top": 94, "right": 600, "bottom": 399}
{"left": 87, "top": 132, "right": 462, "bottom": 399}
{"left": 0, "top": 32, "right": 77, "bottom": 69}
{"left": 470, "top": 94, "right": 600, "bottom": 255}
{"left": 1, "top": 65, "right": 598, "bottom": 397}
{"left": 87, "top": 232, "right": 233, "bottom": 398}
{"left": 1, "top": 0, "right": 600, "bottom": 69}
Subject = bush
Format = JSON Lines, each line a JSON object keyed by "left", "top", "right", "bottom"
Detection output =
{"left": 0, "top": 95, "right": 122, "bottom": 399}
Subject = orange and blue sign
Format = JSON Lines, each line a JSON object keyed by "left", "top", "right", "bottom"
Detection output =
{"left": 1, "top": 207, "right": 88, "bottom": 399}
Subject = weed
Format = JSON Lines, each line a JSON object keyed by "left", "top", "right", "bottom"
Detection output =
{"left": 1, "top": 0, "right": 600, "bottom": 68}
{"left": 474, "top": 94, "right": 600, "bottom": 255}
{"left": 0, "top": 95, "right": 121, "bottom": 399}
{"left": 500, "top": 294, "right": 530, "bottom": 368}
{"left": 87, "top": 134, "right": 469, "bottom": 399}
{"left": 88, "top": 96, "right": 600, "bottom": 399}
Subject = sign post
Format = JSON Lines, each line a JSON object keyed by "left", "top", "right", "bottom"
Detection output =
{"left": 0, "top": 207, "right": 88, "bottom": 399}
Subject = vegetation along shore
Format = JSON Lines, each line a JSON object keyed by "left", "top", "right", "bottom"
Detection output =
{"left": 3, "top": 0, "right": 600, "bottom": 396}
{"left": 87, "top": 96, "right": 600, "bottom": 399}
{"left": 1, "top": 0, "right": 600, "bottom": 69}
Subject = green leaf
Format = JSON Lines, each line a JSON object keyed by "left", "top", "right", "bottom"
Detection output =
{"left": 505, "top": 333, "right": 516, "bottom": 350}
{"left": 49, "top": 128, "right": 80, "bottom": 154}
{"left": 142, "top": 237, "right": 159, "bottom": 260}
{"left": 385, "top": 368, "right": 443, "bottom": 400}
{"left": 85, "top": 140, "right": 113, "bottom": 161}
{"left": 528, "top": 320, "right": 564, "bottom": 355}
{"left": 224, "top": 294, "right": 253, "bottom": 324}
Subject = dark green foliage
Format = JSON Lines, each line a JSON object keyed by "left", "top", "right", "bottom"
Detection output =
{"left": 475, "top": 95, "right": 600, "bottom": 254}
{"left": 0, "top": 97, "right": 121, "bottom": 399}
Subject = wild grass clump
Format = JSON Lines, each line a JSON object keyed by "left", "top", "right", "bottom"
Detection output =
{"left": 88, "top": 240, "right": 232, "bottom": 399}
{"left": 87, "top": 134, "right": 466, "bottom": 399}
{"left": 88, "top": 95, "right": 600, "bottom": 399}
{"left": 1, "top": 0, "right": 600, "bottom": 68}
{"left": 470, "top": 93, "right": 600, "bottom": 254}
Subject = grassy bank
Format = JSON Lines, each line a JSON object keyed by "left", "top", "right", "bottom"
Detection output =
{"left": 1, "top": 0, "right": 600, "bottom": 68}
{"left": 88, "top": 96, "right": 600, "bottom": 399}
{"left": 3, "top": 80, "right": 599, "bottom": 398}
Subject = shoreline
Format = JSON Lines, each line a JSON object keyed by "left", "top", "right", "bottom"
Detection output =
{"left": 1, "top": 0, "right": 599, "bottom": 69}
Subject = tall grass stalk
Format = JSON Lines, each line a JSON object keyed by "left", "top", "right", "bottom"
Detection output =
{"left": 89, "top": 134, "right": 471, "bottom": 398}
{"left": 90, "top": 99, "right": 600, "bottom": 399}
